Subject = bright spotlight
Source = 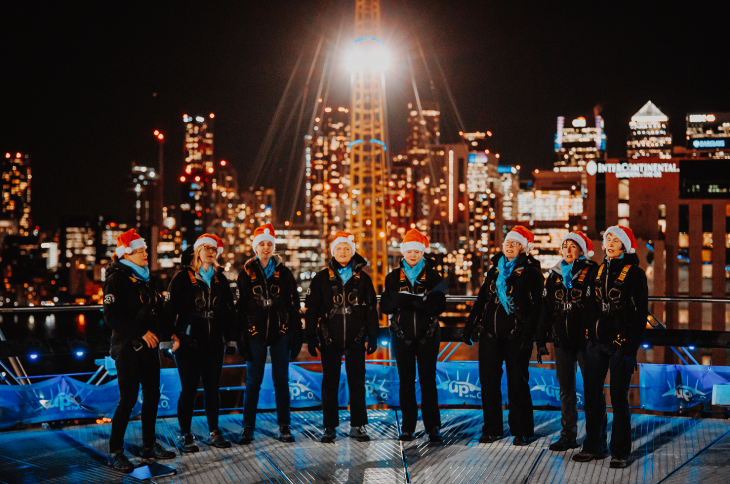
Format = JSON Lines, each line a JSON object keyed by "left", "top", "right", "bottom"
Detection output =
{"left": 345, "top": 38, "right": 390, "bottom": 72}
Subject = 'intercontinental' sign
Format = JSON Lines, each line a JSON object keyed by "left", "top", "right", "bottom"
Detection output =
{"left": 586, "top": 160, "right": 679, "bottom": 178}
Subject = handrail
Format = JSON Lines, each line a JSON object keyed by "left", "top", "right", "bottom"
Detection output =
{"left": 2, "top": 295, "right": 730, "bottom": 314}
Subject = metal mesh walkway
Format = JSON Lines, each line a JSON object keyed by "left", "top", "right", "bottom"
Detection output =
{"left": 2, "top": 409, "right": 727, "bottom": 483}
{"left": 0, "top": 428, "right": 144, "bottom": 484}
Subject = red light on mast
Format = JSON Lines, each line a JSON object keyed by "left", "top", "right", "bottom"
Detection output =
{"left": 209, "top": 113, "right": 215, "bottom": 119}
{"left": 220, "top": 160, "right": 227, "bottom": 166}
{"left": 180, "top": 176, "right": 186, "bottom": 182}
{"left": 157, "top": 134, "right": 164, "bottom": 140}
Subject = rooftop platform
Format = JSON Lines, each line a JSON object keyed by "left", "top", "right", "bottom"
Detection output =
{"left": 2, "top": 409, "right": 729, "bottom": 483}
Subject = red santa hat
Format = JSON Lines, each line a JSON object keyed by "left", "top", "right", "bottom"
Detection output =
{"left": 115, "top": 229, "right": 146, "bottom": 258}
{"left": 561, "top": 231, "right": 594, "bottom": 258}
{"left": 603, "top": 225, "right": 637, "bottom": 254}
{"left": 400, "top": 228, "right": 430, "bottom": 254}
{"left": 331, "top": 231, "right": 356, "bottom": 256}
{"left": 505, "top": 225, "right": 535, "bottom": 252}
{"left": 251, "top": 223, "right": 276, "bottom": 250}
{"left": 194, "top": 233, "right": 224, "bottom": 256}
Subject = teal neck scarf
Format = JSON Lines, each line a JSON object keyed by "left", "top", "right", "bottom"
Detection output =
{"left": 496, "top": 255, "right": 518, "bottom": 314}
{"left": 338, "top": 263, "right": 353, "bottom": 285}
{"left": 560, "top": 256, "right": 585, "bottom": 289}
{"left": 257, "top": 256, "right": 276, "bottom": 279}
{"left": 198, "top": 265, "right": 215, "bottom": 287}
{"left": 120, "top": 259, "right": 149, "bottom": 283}
{"left": 402, "top": 258, "right": 425, "bottom": 285}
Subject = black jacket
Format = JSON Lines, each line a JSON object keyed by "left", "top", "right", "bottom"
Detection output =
{"left": 463, "top": 252, "right": 543, "bottom": 344}
{"left": 588, "top": 253, "right": 648, "bottom": 357}
{"left": 236, "top": 256, "right": 301, "bottom": 347}
{"left": 103, "top": 260, "right": 164, "bottom": 359}
{"left": 304, "top": 253, "right": 379, "bottom": 347}
{"left": 535, "top": 257, "right": 599, "bottom": 353}
{"left": 165, "top": 265, "right": 237, "bottom": 347}
{"left": 380, "top": 258, "right": 446, "bottom": 342}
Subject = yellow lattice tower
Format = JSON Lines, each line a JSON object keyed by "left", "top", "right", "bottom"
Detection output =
{"left": 348, "top": 0, "right": 389, "bottom": 291}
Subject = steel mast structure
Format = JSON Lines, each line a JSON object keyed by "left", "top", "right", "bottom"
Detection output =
{"left": 349, "top": 0, "right": 389, "bottom": 291}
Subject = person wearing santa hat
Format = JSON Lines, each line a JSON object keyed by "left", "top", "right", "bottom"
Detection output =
{"left": 103, "top": 229, "right": 176, "bottom": 472}
{"left": 380, "top": 228, "right": 446, "bottom": 443}
{"left": 305, "top": 231, "right": 379, "bottom": 443}
{"left": 573, "top": 225, "right": 647, "bottom": 469}
{"left": 165, "top": 233, "right": 238, "bottom": 452}
{"left": 236, "top": 224, "right": 302, "bottom": 444}
{"left": 461, "top": 225, "right": 543, "bottom": 446}
{"left": 535, "top": 231, "right": 599, "bottom": 452}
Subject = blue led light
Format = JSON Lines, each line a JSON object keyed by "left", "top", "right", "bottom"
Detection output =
{"left": 30, "top": 354, "right": 38, "bottom": 360}
{"left": 76, "top": 351, "right": 84, "bottom": 357}
{"left": 688, "top": 346, "right": 696, "bottom": 351}
{"left": 642, "top": 344, "right": 649, "bottom": 349}
{"left": 379, "top": 339, "right": 389, "bottom": 347}
{"left": 353, "top": 37, "right": 383, "bottom": 45}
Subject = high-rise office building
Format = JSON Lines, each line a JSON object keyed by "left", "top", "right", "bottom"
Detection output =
{"left": 305, "top": 107, "right": 351, "bottom": 241}
{"left": 686, "top": 112, "right": 730, "bottom": 159}
{"left": 180, "top": 113, "right": 215, "bottom": 244}
{"left": 627, "top": 101, "right": 672, "bottom": 159}
{"left": 1, "top": 152, "right": 32, "bottom": 236}
{"left": 126, "top": 161, "right": 159, "bottom": 234}
{"left": 405, "top": 101, "right": 440, "bottom": 157}
{"left": 554, "top": 115, "right": 606, "bottom": 169}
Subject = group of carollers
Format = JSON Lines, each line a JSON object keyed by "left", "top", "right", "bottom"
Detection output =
{"left": 103, "top": 221, "right": 646, "bottom": 473}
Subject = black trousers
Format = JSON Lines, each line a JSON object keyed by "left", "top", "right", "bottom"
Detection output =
{"left": 109, "top": 343, "right": 160, "bottom": 453}
{"left": 582, "top": 342, "right": 634, "bottom": 459}
{"left": 479, "top": 335, "right": 534, "bottom": 437}
{"left": 392, "top": 328, "right": 441, "bottom": 433}
{"left": 175, "top": 338, "right": 225, "bottom": 434}
{"left": 554, "top": 346, "right": 585, "bottom": 440}
{"left": 320, "top": 339, "right": 367, "bottom": 429}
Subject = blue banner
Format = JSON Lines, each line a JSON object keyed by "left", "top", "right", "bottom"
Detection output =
{"left": 9, "top": 361, "right": 725, "bottom": 429}
{"left": 640, "top": 364, "right": 730, "bottom": 412}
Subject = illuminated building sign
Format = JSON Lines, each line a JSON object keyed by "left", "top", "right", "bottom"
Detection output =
{"left": 692, "top": 139, "right": 726, "bottom": 148}
{"left": 586, "top": 160, "right": 679, "bottom": 178}
{"left": 689, "top": 114, "right": 716, "bottom": 123}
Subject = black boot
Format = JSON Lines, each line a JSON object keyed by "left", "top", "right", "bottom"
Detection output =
{"left": 478, "top": 434, "right": 501, "bottom": 444}
{"left": 321, "top": 428, "right": 337, "bottom": 443}
{"left": 209, "top": 429, "right": 232, "bottom": 448}
{"left": 279, "top": 426, "right": 295, "bottom": 443}
{"left": 238, "top": 427, "right": 254, "bottom": 445}
{"left": 428, "top": 427, "right": 443, "bottom": 443}
{"left": 140, "top": 442, "right": 176, "bottom": 459}
{"left": 178, "top": 433, "right": 199, "bottom": 453}
{"left": 548, "top": 436, "right": 579, "bottom": 452}
{"left": 108, "top": 451, "right": 134, "bottom": 473}
{"left": 399, "top": 431, "right": 415, "bottom": 441}
{"left": 349, "top": 426, "right": 370, "bottom": 442}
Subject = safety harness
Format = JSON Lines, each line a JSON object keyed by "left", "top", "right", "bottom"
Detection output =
{"left": 246, "top": 262, "right": 289, "bottom": 340}
{"left": 552, "top": 266, "right": 591, "bottom": 314}
{"left": 320, "top": 267, "right": 367, "bottom": 347}
{"left": 593, "top": 262, "right": 633, "bottom": 347}
{"left": 390, "top": 267, "right": 439, "bottom": 345}
{"left": 470, "top": 262, "right": 530, "bottom": 340}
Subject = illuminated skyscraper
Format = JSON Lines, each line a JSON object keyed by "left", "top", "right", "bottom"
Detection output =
{"left": 1, "top": 152, "right": 32, "bottom": 236}
{"left": 554, "top": 114, "right": 606, "bottom": 169}
{"left": 305, "top": 106, "right": 351, "bottom": 241}
{"left": 126, "top": 161, "right": 159, "bottom": 233}
{"left": 627, "top": 101, "right": 672, "bottom": 159}
{"left": 180, "top": 113, "right": 215, "bottom": 245}
{"left": 405, "top": 101, "right": 440, "bottom": 157}
{"left": 686, "top": 112, "right": 730, "bottom": 159}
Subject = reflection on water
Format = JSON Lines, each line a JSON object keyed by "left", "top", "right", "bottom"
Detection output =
{"left": 0, "top": 311, "right": 108, "bottom": 340}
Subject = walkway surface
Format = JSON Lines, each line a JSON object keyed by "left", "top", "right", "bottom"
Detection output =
{"left": 2, "top": 409, "right": 729, "bottom": 483}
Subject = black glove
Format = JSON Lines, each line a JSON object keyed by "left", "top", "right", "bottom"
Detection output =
{"left": 240, "top": 340, "right": 254, "bottom": 362}
{"left": 366, "top": 336, "right": 378, "bottom": 355}
{"left": 307, "top": 338, "right": 320, "bottom": 357}
{"left": 536, "top": 346, "right": 549, "bottom": 364}
{"left": 461, "top": 330, "right": 473, "bottom": 346}
{"left": 624, "top": 355, "right": 638, "bottom": 373}
{"left": 225, "top": 342, "right": 237, "bottom": 356}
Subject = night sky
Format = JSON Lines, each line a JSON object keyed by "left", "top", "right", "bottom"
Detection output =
{"left": 4, "top": 1, "right": 729, "bottom": 230}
